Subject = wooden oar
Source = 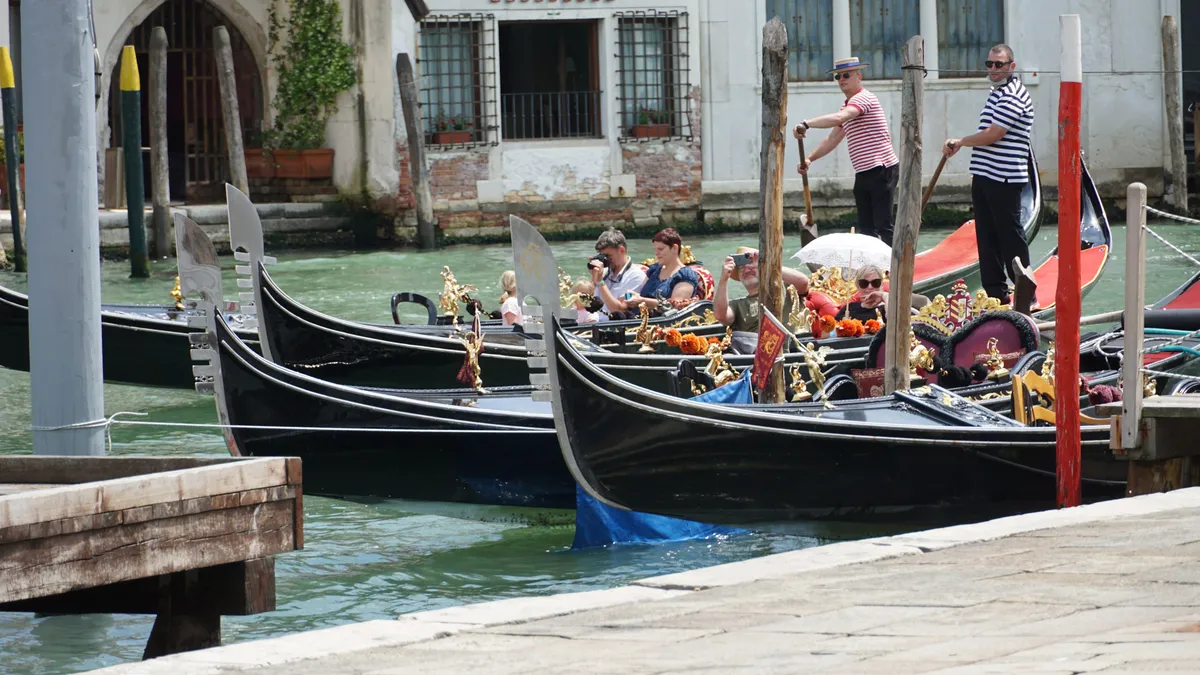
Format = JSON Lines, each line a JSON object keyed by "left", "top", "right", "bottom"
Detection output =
{"left": 797, "top": 135, "right": 817, "bottom": 246}
{"left": 921, "top": 154, "right": 948, "bottom": 212}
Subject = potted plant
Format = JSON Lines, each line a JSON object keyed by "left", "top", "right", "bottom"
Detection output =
{"left": 432, "top": 113, "right": 474, "bottom": 145}
{"left": 630, "top": 107, "right": 671, "bottom": 138}
{"left": 264, "top": 0, "right": 357, "bottom": 179}
{"left": 0, "top": 128, "right": 25, "bottom": 193}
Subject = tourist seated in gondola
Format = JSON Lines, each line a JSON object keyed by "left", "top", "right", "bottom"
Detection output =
{"left": 588, "top": 228, "right": 649, "bottom": 322}
{"left": 836, "top": 265, "right": 929, "bottom": 321}
{"left": 623, "top": 228, "right": 703, "bottom": 314}
{"left": 499, "top": 270, "right": 522, "bottom": 326}
{"left": 714, "top": 246, "right": 816, "bottom": 332}
{"left": 572, "top": 279, "right": 600, "bottom": 324}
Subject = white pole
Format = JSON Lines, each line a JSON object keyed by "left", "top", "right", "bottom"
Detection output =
{"left": 919, "top": 0, "right": 938, "bottom": 80}
{"left": 1121, "top": 183, "right": 1147, "bottom": 450}
{"left": 832, "top": 0, "right": 851, "bottom": 62}
{"left": 24, "top": 0, "right": 105, "bottom": 456}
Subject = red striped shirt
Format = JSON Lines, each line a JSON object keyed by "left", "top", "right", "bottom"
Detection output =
{"left": 840, "top": 89, "right": 898, "bottom": 174}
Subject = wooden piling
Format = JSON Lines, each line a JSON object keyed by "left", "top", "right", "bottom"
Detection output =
{"left": 396, "top": 54, "right": 436, "bottom": 250}
{"left": 883, "top": 36, "right": 924, "bottom": 395}
{"left": 214, "top": 26, "right": 248, "bottom": 196}
{"left": 0, "top": 47, "right": 24, "bottom": 273}
{"left": 757, "top": 18, "right": 788, "bottom": 404}
{"left": 121, "top": 45, "right": 149, "bottom": 278}
{"left": 1056, "top": 14, "right": 1083, "bottom": 508}
{"left": 149, "top": 27, "right": 170, "bottom": 260}
{"left": 1162, "top": 16, "right": 1187, "bottom": 212}
{"left": 1120, "top": 183, "right": 1147, "bottom": 451}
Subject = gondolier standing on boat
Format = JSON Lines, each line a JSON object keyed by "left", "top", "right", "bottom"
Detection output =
{"left": 943, "top": 44, "right": 1034, "bottom": 303}
{"left": 793, "top": 56, "right": 899, "bottom": 244}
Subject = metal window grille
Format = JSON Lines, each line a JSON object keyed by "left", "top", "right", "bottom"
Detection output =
{"left": 850, "top": 0, "right": 919, "bottom": 80}
{"left": 616, "top": 11, "right": 691, "bottom": 142}
{"left": 502, "top": 92, "right": 603, "bottom": 140}
{"left": 767, "top": 0, "right": 834, "bottom": 82}
{"left": 418, "top": 14, "right": 497, "bottom": 148}
{"left": 937, "top": 0, "right": 1005, "bottom": 78}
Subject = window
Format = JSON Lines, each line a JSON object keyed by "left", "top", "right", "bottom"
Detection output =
{"left": 938, "top": 0, "right": 1005, "bottom": 78}
{"left": 499, "top": 21, "right": 602, "bottom": 140}
{"left": 616, "top": 10, "right": 691, "bottom": 141}
{"left": 767, "top": 0, "right": 833, "bottom": 82}
{"left": 850, "top": 0, "right": 919, "bottom": 80}
{"left": 418, "top": 14, "right": 497, "bottom": 147}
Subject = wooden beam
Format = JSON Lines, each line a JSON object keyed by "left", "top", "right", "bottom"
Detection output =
{"left": 396, "top": 53, "right": 436, "bottom": 250}
{"left": 757, "top": 18, "right": 789, "bottom": 403}
{"left": 1121, "top": 183, "right": 1147, "bottom": 450}
{"left": 0, "top": 455, "right": 246, "bottom": 485}
{"left": 883, "top": 36, "right": 925, "bottom": 394}
{"left": 1163, "top": 16, "right": 1188, "bottom": 211}
{"left": 149, "top": 27, "right": 171, "bottom": 259}
{"left": 214, "top": 26, "right": 249, "bottom": 195}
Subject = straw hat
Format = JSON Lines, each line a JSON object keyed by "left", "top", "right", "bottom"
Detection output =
{"left": 827, "top": 56, "right": 869, "bottom": 74}
{"left": 730, "top": 246, "right": 756, "bottom": 282}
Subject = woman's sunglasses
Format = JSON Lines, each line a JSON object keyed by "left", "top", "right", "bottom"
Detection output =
{"left": 984, "top": 60, "right": 1012, "bottom": 69}
{"left": 857, "top": 278, "right": 883, "bottom": 289}
{"left": 833, "top": 72, "right": 855, "bottom": 81}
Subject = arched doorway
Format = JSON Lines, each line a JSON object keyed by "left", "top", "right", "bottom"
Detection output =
{"left": 109, "top": 0, "right": 263, "bottom": 203}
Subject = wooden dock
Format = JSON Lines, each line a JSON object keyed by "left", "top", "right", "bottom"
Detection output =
{"left": 0, "top": 455, "right": 302, "bottom": 659}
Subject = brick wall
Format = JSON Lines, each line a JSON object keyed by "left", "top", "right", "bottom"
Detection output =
{"left": 429, "top": 150, "right": 489, "bottom": 204}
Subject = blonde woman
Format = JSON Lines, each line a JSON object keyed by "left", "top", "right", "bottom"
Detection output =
{"left": 499, "top": 270, "right": 522, "bottom": 326}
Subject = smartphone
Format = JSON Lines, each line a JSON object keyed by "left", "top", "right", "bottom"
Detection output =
{"left": 732, "top": 252, "right": 753, "bottom": 266}
{"left": 624, "top": 292, "right": 634, "bottom": 300}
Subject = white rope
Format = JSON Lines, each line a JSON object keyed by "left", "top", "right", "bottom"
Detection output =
{"left": 1146, "top": 206, "right": 1200, "bottom": 227}
{"left": 1141, "top": 368, "right": 1200, "bottom": 384}
{"left": 1142, "top": 221, "right": 1200, "bottom": 268}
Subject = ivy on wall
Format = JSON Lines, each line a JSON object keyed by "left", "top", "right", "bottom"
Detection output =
{"left": 266, "top": 0, "right": 357, "bottom": 150}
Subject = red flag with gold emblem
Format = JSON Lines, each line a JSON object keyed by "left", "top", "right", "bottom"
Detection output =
{"left": 752, "top": 306, "right": 790, "bottom": 391}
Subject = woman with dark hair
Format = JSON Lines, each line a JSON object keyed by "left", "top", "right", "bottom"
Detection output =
{"left": 625, "top": 228, "right": 702, "bottom": 312}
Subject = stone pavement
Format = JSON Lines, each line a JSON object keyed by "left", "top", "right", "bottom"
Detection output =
{"left": 91, "top": 489, "right": 1200, "bottom": 675}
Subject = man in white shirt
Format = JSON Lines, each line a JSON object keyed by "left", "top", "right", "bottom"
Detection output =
{"left": 587, "top": 229, "right": 648, "bottom": 322}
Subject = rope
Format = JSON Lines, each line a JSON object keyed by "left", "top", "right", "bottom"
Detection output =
{"left": 29, "top": 418, "right": 112, "bottom": 432}
{"left": 1142, "top": 368, "right": 1200, "bottom": 384}
{"left": 1146, "top": 206, "right": 1200, "bottom": 227}
{"left": 1141, "top": 221, "right": 1200, "bottom": 268}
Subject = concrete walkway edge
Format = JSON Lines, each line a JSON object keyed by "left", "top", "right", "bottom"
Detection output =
{"left": 85, "top": 488, "right": 1200, "bottom": 674}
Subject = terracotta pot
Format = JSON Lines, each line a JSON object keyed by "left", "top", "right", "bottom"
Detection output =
{"left": 273, "top": 148, "right": 334, "bottom": 179}
{"left": 245, "top": 149, "right": 275, "bottom": 179}
{"left": 631, "top": 123, "right": 671, "bottom": 138}
{"left": 0, "top": 163, "right": 25, "bottom": 193}
{"left": 433, "top": 130, "right": 473, "bottom": 145}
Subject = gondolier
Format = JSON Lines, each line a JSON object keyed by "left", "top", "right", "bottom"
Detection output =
{"left": 943, "top": 44, "right": 1035, "bottom": 303}
{"left": 793, "top": 56, "right": 899, "bottom": 244}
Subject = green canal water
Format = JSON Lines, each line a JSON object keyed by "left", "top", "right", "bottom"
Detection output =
{"left": 2, "top": 223, "right": 1199, "bottom": 674}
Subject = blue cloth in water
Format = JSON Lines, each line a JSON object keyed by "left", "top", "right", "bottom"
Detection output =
{"left": 572, "top": 486, "right": 747, "bottom": 549}
{"left": 689, "top": 368, "right": 753, "bottom": 405}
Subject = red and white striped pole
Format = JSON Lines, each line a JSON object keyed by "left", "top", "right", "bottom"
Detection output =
{"left": 1056, "top": 14, "right": 1083, "bottom": 508}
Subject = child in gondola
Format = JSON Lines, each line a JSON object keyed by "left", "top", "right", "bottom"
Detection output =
{"left": 572, "top": 279, "right": 600, "bottom": 324}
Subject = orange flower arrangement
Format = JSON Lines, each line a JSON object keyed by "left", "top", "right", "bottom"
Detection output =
{"left": 821, "top": 315, "right": 837, "bottom": 333}
{"left": 664, "top": 328, "right": 683, "bottom": 347}
{"left": 864, "top": 319, "right": 883, "bottom": 335}
{"left": 836, "top": 318, "right": 865, "bottom": 338}
{"left": 680, "top": 333, "right": 709, "bottom": 355}
{"left": 708, "top": 336, "right": 720, "bottom": 344}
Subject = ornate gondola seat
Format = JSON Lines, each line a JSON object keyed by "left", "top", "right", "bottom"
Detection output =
{"left": 391, "top": 292, "right": 438, "bottom": 325}
{"left": 821, "top": 374, "right": 859, "bottom": 401}
{"left": 1010, "top": 368, "right": 1107, "bottom": 427}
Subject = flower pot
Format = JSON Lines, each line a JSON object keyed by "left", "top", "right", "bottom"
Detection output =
{"left": 631, "top": 123, "right": 671, "bottom": 138}
{"left": 0, "top": 163, "right": 25, "bottom": 192}
{"left": 245, "top": 149, "right": 275, "bottom": 179}
{"left": 272, "top": 148, "right": 333, "bottom": 179}
{"left": 433, "top": 130, "right": 472, "bottom": 145}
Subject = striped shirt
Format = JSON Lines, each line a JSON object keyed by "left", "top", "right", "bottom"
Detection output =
{"left": 840, "top": 89, "right": 898, "bottom": 173}
{"left": 969, "top": 76, "right": 1034, "bottom": 183}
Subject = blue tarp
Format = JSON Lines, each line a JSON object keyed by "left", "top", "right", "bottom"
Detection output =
{"left": 572, "top": 486, "right": 747, "bottom": 549}
{"left": 689, "top": 368, "right": 753, "bottom": 405}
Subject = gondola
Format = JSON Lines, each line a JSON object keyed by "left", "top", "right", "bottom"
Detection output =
{"left": 910, "top": 149, "right": 1043, "bottom": 297}
{"left": 510, "top": 215, "right": 1125, "bottom": 524}
{"left": 174, "top": 212, "right": 571, "bottom": 506}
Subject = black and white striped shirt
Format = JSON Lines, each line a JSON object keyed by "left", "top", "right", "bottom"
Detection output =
{"left": 969, "top": 76, "right": 1034, "bottom": 183}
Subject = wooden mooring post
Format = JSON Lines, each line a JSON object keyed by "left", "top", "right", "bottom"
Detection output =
{"left": 883, "top": 36, "right": 924, "bottom": 394}
{"left": 0, "top": 46, "right": 24, "bottom": 273}
{"left": 120, "top": 45, "right": 150, "bottom": 278}
{"left": 757, "top": 18, "right": 788, "bottom": 403}
{"left": 215, "top": 26, "right": 249, "bottom": 196}
{"left": 1107, "top": 182, "right": 1200, "bottom": 494}
{"left": 1162, "top": 16, "right": 1188, "bottom": 212}
{"left": 149, "top": 27, "right": 171, "bottom": 260}
{"left": 0, "top": 456, "right": 303, "bottom": 659}
{"left": 396, "top": 54, "right": 436, "bottom": 250}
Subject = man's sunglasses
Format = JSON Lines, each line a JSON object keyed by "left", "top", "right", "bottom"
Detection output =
{"left": 832, "top": 72, "right": 855, "bottom": 81}
{"left": 984, "top": 60, "right": 1012, "bottom": 69}
{"left": 857, "top": 278, "right": 883, "bottom": 289}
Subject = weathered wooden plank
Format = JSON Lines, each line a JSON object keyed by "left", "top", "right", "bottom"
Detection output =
{"left": 286, "top": 457, "right": 304, "bottom": 550}
{"left": 0, "top": 483, "right": 61, "bottom": 496}
{"left": 1140, "top": 394, "right": 1200, "bottom": 419}
{"left": 1127, "top": 456, "right": 1200, "bottom": 496}
{"left": 0, "top": 501, "right": 295, "bottom": 603}
{"left": 0, "top": 485, "right": 295, "bottom": 545}
{"left": 0, "top": 458, "right": 290, "bottom": 530}
{"left": 0, "top": 558, "right": 275, "bottom": 615}
{"left": 0, "top": 455, "right": 247, "bottom": 485}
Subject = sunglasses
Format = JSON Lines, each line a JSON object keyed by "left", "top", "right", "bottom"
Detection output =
{"left": 857, "top": 278, "right": 883, "bottom": 289}
{"left": 984, "top": 60, "right": 1012, "bottom": 69}
{"left": 832, "top": 72, "right": 856, "bottom": 81}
